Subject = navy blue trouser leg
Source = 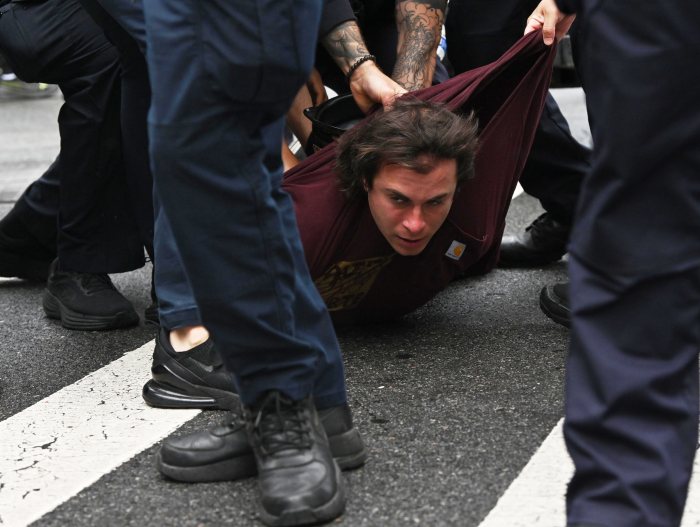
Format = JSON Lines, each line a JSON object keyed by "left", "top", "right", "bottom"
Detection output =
{"left": 143, "top": 0, "right": 346, "bottom": 408}
{"left": 566, "top": 257, "right": 700, "bottom": 527}
{"left": 564, "top": 1, "right": 700, "bottom": 525}
{"left": 84, "top": 0, "right": 189, "bottom": 315}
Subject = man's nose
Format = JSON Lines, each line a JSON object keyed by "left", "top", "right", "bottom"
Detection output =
{"left": 402, "top": 207, "right": 426, "bottom": 234}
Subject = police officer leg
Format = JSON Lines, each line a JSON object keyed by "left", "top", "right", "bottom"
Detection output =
{"left": 144, "top": 0, "right": 348, "bottom": 522}
{"left": 564, "top": 0, "right": 700, "bottom": 524}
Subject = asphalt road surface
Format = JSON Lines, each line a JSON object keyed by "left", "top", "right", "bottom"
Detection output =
{"left": 3, "top": 88, "right": 697, "bottom": 527}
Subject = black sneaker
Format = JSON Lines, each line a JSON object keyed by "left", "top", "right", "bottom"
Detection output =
{"left": 0, "top": 208, "right": 55, "bottom": 281}
{"left": 142, "top": 328, "right": 239, "bottom": 410}
{"left": 247, "top": 392, "right": 346, "bottom": 527}
{"left": 42, "top": 260, "right": 139, "bottom": 330}
{"left": 156, "top": 402, "right": 366, "bottom": 482}
{"left": 499, "top": 213, "right": 570, "bottom": 267}
{"left": 539, "top": 282, "right": 570, "bottom": 328}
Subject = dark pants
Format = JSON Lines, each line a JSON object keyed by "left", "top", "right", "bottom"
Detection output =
{"left": 563, "top": 1, "right": 700, "bottom": 525}
{"left": 446, "top": 0, "right": 590, "bottom": 225}
{"left": 142, "top": 0, "right": 346, "bottom": 408}
{"left": 81, "top": 0, "right": 209, "bottom": 329}
{"left": 79, "top": 0, "right": 154, "bottom": 259}
{"left": 0, "top": 0, "right": 144, "bottom": 273}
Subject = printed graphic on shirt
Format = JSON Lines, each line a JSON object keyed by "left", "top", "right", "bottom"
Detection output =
{"left": 315, "top": 255, "right": 395, "bottom": 311}
{"left": 445, "top": 241, "right": 466, "bottom": 261}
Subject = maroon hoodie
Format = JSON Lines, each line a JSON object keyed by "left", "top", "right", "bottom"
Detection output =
{"left": 283, "top": 32, "right": 556, "bottom": 325}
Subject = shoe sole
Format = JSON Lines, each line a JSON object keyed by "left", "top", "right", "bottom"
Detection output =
{"left": 142, "top": 378, "right": 240, "bottom": 411}
{"left": 156, "top": 449, "right": 257, "bottom": 483}
{"left": 258, "top": 460, "right": 346, "bottom": 527}
{"left": 42, "top": 290, "right": 140, "bottom": 331}
{"left": 539, "top": 286, "right": 571, "bottom": 328}
{"left": 156, "top": 427, "right": 367, "bottom": 483}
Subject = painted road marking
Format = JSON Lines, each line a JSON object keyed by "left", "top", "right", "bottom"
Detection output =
{"left": 512, "top": 183, "right": 524, "bottom": 200}
{"left": 478, "top": 419, "right": 700, "bottom": 526}
{"left": 0, "top": 340, "right": 200, "bottom": 527}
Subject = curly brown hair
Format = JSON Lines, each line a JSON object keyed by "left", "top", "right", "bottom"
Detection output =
{"left": 335, "top": 97, "right": 479, "bottom": 200}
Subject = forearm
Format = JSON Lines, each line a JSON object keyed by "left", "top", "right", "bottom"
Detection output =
{"left": 393, "top": 0, "right": 447, "bottom": 91}
{"left": 321, "top": 20, "right": 371, "bottom": 76}
{"left": 322, "top": 18, "right": 406, "bottom": 113}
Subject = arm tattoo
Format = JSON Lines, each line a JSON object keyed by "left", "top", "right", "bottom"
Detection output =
{"left": 322, "top": 21, "right": 371, "bottom": 75}
{"left": 393, "top": 1, "right": 447, "bottom": 91}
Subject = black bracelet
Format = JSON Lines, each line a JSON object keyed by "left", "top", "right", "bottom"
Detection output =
{"left": 346, "top": 54, "right": 376, "bottom": 81}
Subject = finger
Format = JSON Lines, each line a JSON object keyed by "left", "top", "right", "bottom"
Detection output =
{"left": 524, "top": 14, "right": 544, "bottom": 35}
{"left": 542, "top": 13, "right": 557, "bottom": 45}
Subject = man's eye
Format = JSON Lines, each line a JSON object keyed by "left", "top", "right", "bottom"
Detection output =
{"left": 390, "top": 195, "right": 407, "bottom": 204}
{"left": 428, "top": 199, "right": 444, "bottom": 206}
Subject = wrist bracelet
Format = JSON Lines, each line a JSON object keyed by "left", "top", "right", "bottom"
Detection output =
{"left": 346, "top": 54, "right": 376, "bottom": 81}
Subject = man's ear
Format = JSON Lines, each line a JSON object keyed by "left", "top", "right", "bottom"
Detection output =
{"left": 362, "top": 178, "right": 369, "bottom": 192}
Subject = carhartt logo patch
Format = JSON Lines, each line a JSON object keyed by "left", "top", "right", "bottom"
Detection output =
{"left": 445, "top": 241, "right": 466, "bottom": 260}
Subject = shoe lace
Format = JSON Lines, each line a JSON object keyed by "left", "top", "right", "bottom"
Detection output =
{"left": 253, "top": 393, "right": 312, "bottom": 456}
{"left": 77, "top": 273, "right": 116, "bottom": 294}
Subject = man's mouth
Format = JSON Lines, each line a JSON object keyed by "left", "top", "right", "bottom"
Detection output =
{"left": 397, "top": 236, "right": 424, "bottom": 245}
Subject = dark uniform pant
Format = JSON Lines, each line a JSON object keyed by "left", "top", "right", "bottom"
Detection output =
{"left": 0, "top": 0, "right": 144, "bottom": 273}
{"left": 78, "top": 0, "right": 154, "bottom": 259}
{"left": 561, "top": 1, "right": 700, "bottom": 525}
{"left": 446, "top": 0, "right": 590, "bottom": 224}
{"left": 142, "top": 0, "right": 347, "bottom": 408}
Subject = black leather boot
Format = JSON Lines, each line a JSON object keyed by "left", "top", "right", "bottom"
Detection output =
{"left": 156, "top": 402, "right": 366, "bottom": 482}
{"left": 539, "top": 282, "right": 570, "bottom": 328}
{"left": 499, "top": 213, "right": 570, "bottom": 267}
{"left": 246, "top": 392, "right": 345, "bottom": 526}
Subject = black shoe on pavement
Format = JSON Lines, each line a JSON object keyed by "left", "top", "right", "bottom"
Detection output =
{"left": 156, "top": 402, "right": 366, "bottom": 482}
{"left": 142, "top": 328, "right": 239, "bottom": 410}
{"left": 247, "top": 392, "right": 346, "bottom": 527}
{"left": 0, "top": 208, "right": 55, "bottom": 281}
{"left": 539, "top": 282, "right": 570, "bottom": 328}
{"left": 499, "top": 213, "right": 570, "bottom": 267}
{"left": 42, "top": 260, "right": 139, "bottom": 330}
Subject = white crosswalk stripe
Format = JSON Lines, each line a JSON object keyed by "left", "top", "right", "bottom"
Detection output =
{"left": 0, "top": 341, "right": 198, "bottom": 527}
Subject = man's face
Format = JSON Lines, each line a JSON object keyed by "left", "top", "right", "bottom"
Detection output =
{"left": 366, "top": 156, "right": 458, "bottom": 256}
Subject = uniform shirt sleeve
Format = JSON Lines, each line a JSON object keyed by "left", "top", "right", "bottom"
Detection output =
{"left": 319, "top": 0, "right": 357, "bottom": 38}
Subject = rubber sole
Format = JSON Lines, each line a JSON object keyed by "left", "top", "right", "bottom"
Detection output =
{"left": 156, "top": 449, "right": 257, "bottom": 483}
{"left": 142, "top": 378, "right": 239, "bottom": 411}
{"left": 258, "top": 461, "right": 346, "bottom": 527}
{"left": 539, "top": 286, "right": 571, "bottom": 328}
{"left": 43, "top": 290, "right": 139, "bottom": 331}
{"left": 156, "top": 426, "right": 366, "bottom": 483}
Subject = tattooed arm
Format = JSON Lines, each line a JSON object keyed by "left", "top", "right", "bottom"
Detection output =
{"left": 393, "top": 0, "right": 447, "bottom": 90}
{"left": 322, "top": 20, "right": 406, "bottom": 112}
